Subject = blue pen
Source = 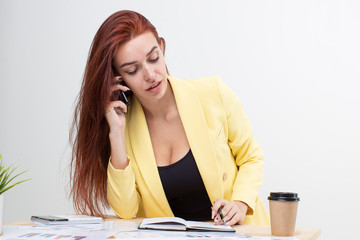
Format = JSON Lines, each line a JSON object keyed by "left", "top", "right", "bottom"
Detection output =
{"left": 218, "top": 208, "right": 226, "bottom": 224}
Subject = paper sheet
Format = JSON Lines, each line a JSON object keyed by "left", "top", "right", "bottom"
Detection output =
{"left": 0, "top": 221, "right": 299, "bottom": 240}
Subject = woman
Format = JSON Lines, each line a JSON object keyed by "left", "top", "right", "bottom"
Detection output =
{"left": 70, "top": 10, "right": 269, "bottom": 226}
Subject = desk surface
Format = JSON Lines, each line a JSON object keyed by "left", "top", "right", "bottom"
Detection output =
{"left": 4, "top": 219, "right": 321, "bottom": 240}
{"left": 233, "top": 224, "right": 321, "bottom": 240}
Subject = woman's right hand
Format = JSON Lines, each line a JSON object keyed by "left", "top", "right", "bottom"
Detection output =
{"left": 105, "top": 76, "right": 131, "bottom": 170}
{"left": 105, "top": 76, "right": 130, "bottom": 132}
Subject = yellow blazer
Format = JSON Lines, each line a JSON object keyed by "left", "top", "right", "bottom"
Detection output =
{"left": 107, "top": 76, "right": 270, "bottom": 225}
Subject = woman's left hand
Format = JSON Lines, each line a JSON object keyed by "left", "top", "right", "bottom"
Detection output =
{"left": 211, "top": 199, "right": 248, "bottom": 226}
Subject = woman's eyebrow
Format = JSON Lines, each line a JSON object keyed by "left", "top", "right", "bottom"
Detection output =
{"left": 146, "top": 46, "right": 157, "bottom": 56}
{"left": 119, "top": 46, "right": 158, "bottom": 68}
{"left": 119, "top": 61, "right": 136, "bottom": 68}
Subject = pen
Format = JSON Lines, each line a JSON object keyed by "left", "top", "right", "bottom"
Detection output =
{"left": 213, "top": 201, "right": 226, "bottom": 224}
{"left": 218, "top": 207, "right": 226, "bottom": 224}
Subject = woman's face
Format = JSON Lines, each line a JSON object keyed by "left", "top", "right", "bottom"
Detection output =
{"left": 112, "top": 32, "right": 168, "bottom": 104}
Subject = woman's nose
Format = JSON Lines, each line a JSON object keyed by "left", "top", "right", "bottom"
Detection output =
{"left": 143, "top": 64, "right": 155, "bottom": 82}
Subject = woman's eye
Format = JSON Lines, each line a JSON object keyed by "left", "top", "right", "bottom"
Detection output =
{"left": 149, "top": 56, "right": 159, "bottom": 63}
{"left": 126, "top": 68, "right": 137, "bottom": 75}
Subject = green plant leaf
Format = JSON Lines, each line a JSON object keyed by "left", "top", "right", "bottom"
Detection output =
{"left": 0, "top": 165, "right": 17, "bottom": 188}
{"left": 0, "top": 154, "right": 30, "bottom": 194}
{"left": 0, "top": 178, "right": 31, "bottom": 195}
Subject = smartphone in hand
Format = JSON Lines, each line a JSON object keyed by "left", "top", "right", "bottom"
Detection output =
{"left": 113, "top": 68, "right": 131, "bottom": 108}
{"left": 118, "top": 84, "right": 130, "bottom": 107}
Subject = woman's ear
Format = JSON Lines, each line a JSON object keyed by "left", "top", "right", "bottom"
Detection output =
{"left": 159, "top": 37, "right": 166, "bottom": 55}
{"left": 159, "top": 37, "right": 169, "bottom": 74}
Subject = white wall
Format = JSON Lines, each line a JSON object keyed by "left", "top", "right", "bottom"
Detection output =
{"left": 1, "top": 0, "right": 359, "bottom": 239}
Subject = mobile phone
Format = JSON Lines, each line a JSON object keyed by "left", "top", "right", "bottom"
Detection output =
{"left": 118, "top": 81, "right": 130, "bottom": 107}
{"left": 113, "top": 68, "right": 131, "bottom": 108}
{"left": 31, "top": 215, "right": 68, "bottom": 222}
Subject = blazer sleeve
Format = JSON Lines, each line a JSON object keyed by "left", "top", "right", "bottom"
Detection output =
{"left": 107, "top": 158, "right": 140, "bottom": 218}
{"left": 216, "top": 79, "right": 264, "bottom": 215}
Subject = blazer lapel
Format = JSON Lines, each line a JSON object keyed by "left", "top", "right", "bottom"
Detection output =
{"left": 169, "top": 76, "right": 223, "bottom": 204}
{"left": 127, "top": 96, "right": 173, "bottom": 216}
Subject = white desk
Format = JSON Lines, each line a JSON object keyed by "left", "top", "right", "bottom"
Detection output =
{"left": 2, "top": 219, "right": 321, "bottom": 240}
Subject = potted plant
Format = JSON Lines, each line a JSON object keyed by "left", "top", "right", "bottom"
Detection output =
{"left": 0, "top": 154, "right": 30, "bottom": 234}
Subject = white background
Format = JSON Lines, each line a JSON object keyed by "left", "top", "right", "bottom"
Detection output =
{"left": 1, "top": 0, "right": 359, "bottom": 239}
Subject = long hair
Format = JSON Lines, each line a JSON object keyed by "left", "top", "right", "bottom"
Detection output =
{"left": 70, "top": 10, "right": 165, "bottom": 216}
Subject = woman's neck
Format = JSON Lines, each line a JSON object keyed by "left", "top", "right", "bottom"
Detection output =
{"left": 141, "top": 81, "right": 178, "bottom": 121}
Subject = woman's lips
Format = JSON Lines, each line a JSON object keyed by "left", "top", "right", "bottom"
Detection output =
{"left": 146, "top": 81, "right": 162, "bottom": 93}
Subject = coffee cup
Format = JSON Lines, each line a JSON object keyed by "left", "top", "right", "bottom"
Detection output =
{"left": 268, "top": 192, "right": 300, "bottom": 236}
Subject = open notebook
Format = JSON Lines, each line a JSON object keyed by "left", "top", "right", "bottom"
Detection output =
{"left": 138, "top": 217, "right": 235, "bottom": 232}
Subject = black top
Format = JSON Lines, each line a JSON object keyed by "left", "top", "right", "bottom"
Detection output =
{"left": 158, "top": 149, "right": 212, "bottom": 221}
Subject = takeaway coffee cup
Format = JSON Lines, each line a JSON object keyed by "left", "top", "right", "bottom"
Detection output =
{"left": 268, "top": 192, "right": 300, "bottom": 236}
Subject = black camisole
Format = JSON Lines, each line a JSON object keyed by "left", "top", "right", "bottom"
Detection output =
{"left": 158, "top": 149, "right": 212, "bottom": 221}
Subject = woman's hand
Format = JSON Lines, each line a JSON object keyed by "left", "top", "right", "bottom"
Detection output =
{"left": 212, "top": 199, "right": 248, "bottom": 226}
{"left": 105, "top": 76, "right": 131, "bottom": 170}
{"left": 105, "top": 76, "right": 130, "bottom": 133}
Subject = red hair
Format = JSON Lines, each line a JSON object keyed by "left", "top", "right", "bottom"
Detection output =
{"left": 70, "top": 10, "right": 165, "bottom": 216}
